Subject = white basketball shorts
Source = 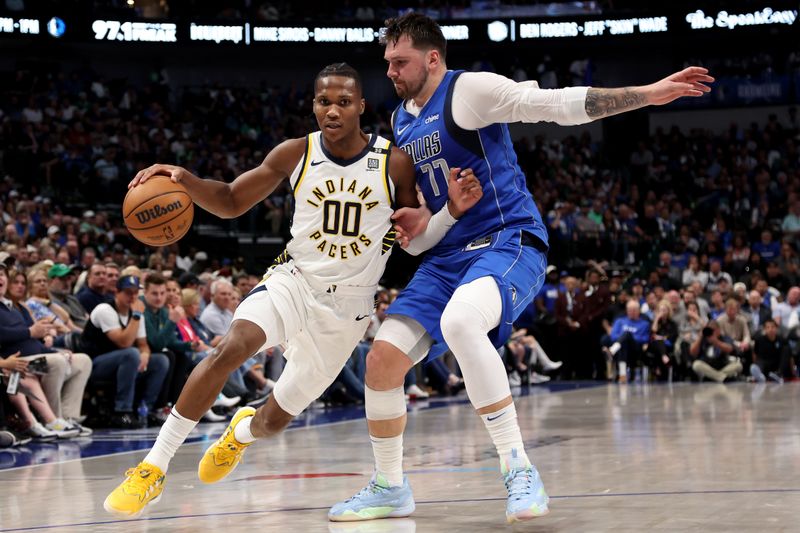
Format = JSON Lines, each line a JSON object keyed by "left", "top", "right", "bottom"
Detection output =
{"left": 233, "top": 261, "right": 374, "bottom": 416}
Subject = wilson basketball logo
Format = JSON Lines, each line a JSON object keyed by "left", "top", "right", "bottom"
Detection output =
{"left": 134, "top": 199, "right": 185, "bottom": 225}
{"left": 122, "top": 175, "right": 193, "bottom": 246}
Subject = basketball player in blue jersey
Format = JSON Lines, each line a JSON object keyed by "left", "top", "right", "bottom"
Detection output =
{"left": 103, "top": 63, "right": 483, "bottom": 518}
{"left": 330, "top": 13, "right": 713, "bottom": 524}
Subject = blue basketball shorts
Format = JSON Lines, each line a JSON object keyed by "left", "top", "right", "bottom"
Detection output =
{"left": 388, "top": 227, "right": 548, "bottom": 359}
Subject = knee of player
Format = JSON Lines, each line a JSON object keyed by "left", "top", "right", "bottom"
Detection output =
{"left": 439, "top": 304, "right": 475, "bottom": 342}
{"left": 207, "top": 337, "right": 249, "bottom": 373}
{"left": 366, "top": 343, "right": 405, "bottom": 373}
{"left": 365, "top": 345, "right": 408, "bottom": 387}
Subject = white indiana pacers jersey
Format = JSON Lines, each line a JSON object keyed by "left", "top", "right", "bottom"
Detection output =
{"left": 285, "top": 131, "right": 396, "bottom": 287}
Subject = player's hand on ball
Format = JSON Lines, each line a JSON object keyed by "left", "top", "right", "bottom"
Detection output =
{"left": 447, "top": 167, "right": 482, "bottom": 218}
{"left": 392, "top": 206, "right": 433, "bottom": 248}
{"left": 130, "top": 164, "right": 188, "bottom": 189}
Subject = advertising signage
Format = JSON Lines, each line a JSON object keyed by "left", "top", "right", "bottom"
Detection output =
{"left": 0, "top": 7, "right": 795, "bottom": 47}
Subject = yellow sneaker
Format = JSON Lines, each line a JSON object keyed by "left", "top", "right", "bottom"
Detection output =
{"left": 198, "top": 406, "right": 256, "bottom": 483}
{"left": 103, "top": 462, "right": 165, "bottom": 517}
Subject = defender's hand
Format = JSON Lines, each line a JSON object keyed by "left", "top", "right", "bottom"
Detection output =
{"left": 446, "top": 167, "right": 482, "bottom": 218}
{"left": 645, "top": 67, "right": 714, "bottom": 106}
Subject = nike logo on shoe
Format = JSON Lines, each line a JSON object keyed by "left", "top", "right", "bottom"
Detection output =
{"left": 310, "top": 160, "right": 324, "bottom": 166}
{"left": 487, "top": 412, "right": 506, "bottom": 421}
{"left": 355, "top": 315, "right": 370, "bottom": 321}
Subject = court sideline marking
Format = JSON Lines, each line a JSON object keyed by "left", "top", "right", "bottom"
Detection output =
{"left": 3, "top": 487, "right": 800, "bottom": 532}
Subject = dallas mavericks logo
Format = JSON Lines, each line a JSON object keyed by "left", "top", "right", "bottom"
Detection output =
{"left": 135, "top": 200, "right": 184, "bottom": 224}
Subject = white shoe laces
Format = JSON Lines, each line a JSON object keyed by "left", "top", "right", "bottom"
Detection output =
{"left": 504, "top": 468, "right": 534, "bottom": 502}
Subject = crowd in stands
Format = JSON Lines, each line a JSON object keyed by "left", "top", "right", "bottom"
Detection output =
{"left": 1, "top": 59, "right": 799, "bottom": 448}
{"left": 513, "top": 102, "right": 800, "bottom": 385}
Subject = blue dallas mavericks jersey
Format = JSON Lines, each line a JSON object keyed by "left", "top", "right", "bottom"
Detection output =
{"left": 388, "top": 70, "right": 550, "bottom": 359}
{"left": 393, "top": 70, "right": 549, "bottom": 254}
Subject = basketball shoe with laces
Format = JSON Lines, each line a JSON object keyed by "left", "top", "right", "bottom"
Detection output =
{"left": 503, "top": 448, "right": 549, "bottom": 523}
{"left": 103, "top": 462, "right": 165, "bottom": 517}
{"left": 328, "top": 472, "right": 415, "bottom": 522}
{"left": 198, "top": 406, "right": 256, "bottom": 483}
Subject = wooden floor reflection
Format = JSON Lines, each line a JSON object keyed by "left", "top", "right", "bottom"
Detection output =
{"left": 1, "top": 382, "right": 799, "bottom": 532}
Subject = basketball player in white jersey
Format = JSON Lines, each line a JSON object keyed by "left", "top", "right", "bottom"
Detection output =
{"left": 103, "top": 63, "right": 483, "bottom": 517}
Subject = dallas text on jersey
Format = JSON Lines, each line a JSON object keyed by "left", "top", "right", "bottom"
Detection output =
{"left": 400, "top": 130, "right": 441, "bottom": 164}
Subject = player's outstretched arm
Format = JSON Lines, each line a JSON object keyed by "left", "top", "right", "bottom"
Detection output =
{"left": 585, "top": 67, "right": 714, "bottom": 119}
{"left": 128, "top": 138, "right": 306, "bottom": 219}
{"left": 451, "top": 67, "right": 712, "bottom": 129}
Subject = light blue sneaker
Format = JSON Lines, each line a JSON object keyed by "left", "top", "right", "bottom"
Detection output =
{"left": 502, "top": 449, "right": 549, "bottom": 523}
{"left": 328, "top": 473, "right": 415, "bottom": 522}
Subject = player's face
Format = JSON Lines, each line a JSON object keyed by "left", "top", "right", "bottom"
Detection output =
{"left": 313, "top": 76, "right": 364, "bottom": 143}
{"left": 384, "top": 35, "right": 429, "bottom": 99}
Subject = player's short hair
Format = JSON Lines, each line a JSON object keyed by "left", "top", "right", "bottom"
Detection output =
{"left": 315, "top": 63, "right": 362, "bottom": 94}
{"left": 381, "top": 12, "right": 446, "bottom": 61}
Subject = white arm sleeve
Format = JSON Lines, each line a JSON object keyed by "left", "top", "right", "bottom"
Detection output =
{"left": 451, "top": 71, "right": 592, "bottom": 130}
{"left": 403, "top": 204, "right": 458, "bottom": 256}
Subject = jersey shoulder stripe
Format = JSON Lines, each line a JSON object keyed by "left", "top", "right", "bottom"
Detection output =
{"left": 376, "top": 140, "right": 394, "bottom": 205}
{"left": 292, "top": 134, "right": 314, "bottom": 194}
{"left": 383, "top": 144, "right": 393, "bottom": 206}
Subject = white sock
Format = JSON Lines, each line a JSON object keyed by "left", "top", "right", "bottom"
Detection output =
{"left": 481, "top": 403, "right": 529, "bottom": 467}
{"left": 371, "top": 434, "right": 403, "bottom": 487}
{"left": 233, "top": 415, "right": 256, "bottom": 443}
{"left": 618, "top": 361, "right": 627, "bottom": 377}
{"left": 609, "top": 342, "right": 621, "bottom": 355}
{"left": 143, "top": 407, "right": 198, "bottom": 472}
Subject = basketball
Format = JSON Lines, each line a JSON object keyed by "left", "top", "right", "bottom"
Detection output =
{"left": 122, "top": 175, "right": 193, "bottom": 247}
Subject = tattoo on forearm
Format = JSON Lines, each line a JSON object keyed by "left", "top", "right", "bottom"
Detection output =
{"left": 585, "top": 88, "right": 648, "bottom": 119}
